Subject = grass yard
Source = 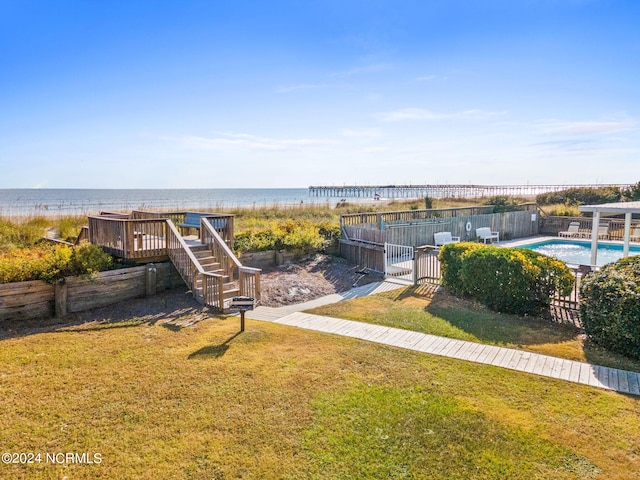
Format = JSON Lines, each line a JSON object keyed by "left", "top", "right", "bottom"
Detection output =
{"left": 308, "top": 285, "right": 640, "bottom": 374}
{"left": 1, "top": 293, "right": 639, "bottom": 479}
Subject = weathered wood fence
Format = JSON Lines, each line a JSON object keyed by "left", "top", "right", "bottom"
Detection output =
{"left": 340, "top": 205, "right": 539, "bottom": 272}
{"left": 0, "top": 263, "right": 184, "bottom": 322}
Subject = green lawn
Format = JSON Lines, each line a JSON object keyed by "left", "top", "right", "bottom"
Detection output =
{"left": 307, "top": 284, "right": 640, "bottom": 373}
{"left": 0, "top": 293, "right": 639, "bottom": 479}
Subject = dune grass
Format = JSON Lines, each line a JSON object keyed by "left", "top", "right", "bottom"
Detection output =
{"left": 1, "top": 297, "right": 639, "bottom": 479}
{"left": 307, "top": 285, "right": 640, "bottom": 373}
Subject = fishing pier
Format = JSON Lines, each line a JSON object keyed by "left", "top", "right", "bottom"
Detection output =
{"left": 308, "top": 184, "right": 630, "bottom": 199}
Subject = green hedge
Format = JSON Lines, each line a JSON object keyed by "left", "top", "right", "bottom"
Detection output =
{"left": 580, "top": 256, "right": 640, "bottom": 360}
{"left": 440, "top": 243, "right": 574, "bottom": 315}
{"left": 0, "top": 244, "right": 113, "bottom": 284}
{"left": 439, "top": 243, "right": 485, "bottom": 296}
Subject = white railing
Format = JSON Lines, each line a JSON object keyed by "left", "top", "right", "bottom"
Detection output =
{"left": 384, "top": 243, "right": 415, "bottom": 282}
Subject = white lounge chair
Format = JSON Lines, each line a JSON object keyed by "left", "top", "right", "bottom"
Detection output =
{"left": 476, "top": 227, "right": 499, "bottom": 244}
{"left": 631, "top": 227, "right": 640, "bottom": 242}
{"left": 597, "top": 224, "right": 609, "bottom": 240}
{"left": 434, "top": 231, "right": 460, "bottom": 247}
{"left": 559, "top": 222, "right": 581, "bottom": 238}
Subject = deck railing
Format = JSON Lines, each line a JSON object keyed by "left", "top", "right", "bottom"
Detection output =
{"left": 131, "top": 210, "right": 235, "bottom": 247}
{"left": 200, "top": 218, "right": 261, "bottom": 301}
{"left": 87, "top": 216, "right": 168, "bottom": 259}
{"left": 166, "top": 220, "right": 226, "bottom": 310}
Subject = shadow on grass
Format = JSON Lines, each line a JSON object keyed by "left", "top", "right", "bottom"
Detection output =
{"left": 188, "top": 331, "right": 242, "bottom": 359}
{"left": 425, "top": 297, "right": 579, "bottom": 346}
{"left": 0, "top": 289, "right": 216, "bottom": 341}
{"left": 581, "top": 338, "right": 640, "bottom": 373}
{"left": 386, "top": 285, "right": 580, "bottom": 347}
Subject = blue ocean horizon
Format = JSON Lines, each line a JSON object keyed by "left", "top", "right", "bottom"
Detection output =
{"left": 0, "top": 188, "right": 365, "bottom": 217}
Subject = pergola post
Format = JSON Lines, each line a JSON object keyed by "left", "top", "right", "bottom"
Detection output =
{"left": 623, "top": 212, "right": 632, "bottom": 257}
{"left": 589, "top": 210, "right": 600, "bottom": 266}
{"left": 579, "top": 201, "right": 640, "bottom": 266}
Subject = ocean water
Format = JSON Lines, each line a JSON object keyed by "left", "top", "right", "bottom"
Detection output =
{"left": 0, "top": 188, "right": 360, "bottom": 217}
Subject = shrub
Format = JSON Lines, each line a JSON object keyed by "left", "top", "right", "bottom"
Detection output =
{"left": 622, "top": 181, "right": 640, "bottom": 201}
{"left": 440, "top": 243, "right": 574, "bottom": 315}
{"left": 439, "top": 243, "right": 486, "bottom": 296}
{"left": 233, "top": 220, "right": 330, "bottom": 255}
{"left": 424, "top": 196, "right": 434, "bottom": 209}
{"left": 0, "top": 244, "right": 113, "bottom": 284}
{"left": 483, "top": 196, "right": 519, "bottom": 213}
{"left": 580, "top": 256, "right": 640, "bottom": 359}
{"left": 536, "top": 186, "right": 622, "bottom": 206}
{"left": 71, "top": 243, "right": 113, "bottom": 276}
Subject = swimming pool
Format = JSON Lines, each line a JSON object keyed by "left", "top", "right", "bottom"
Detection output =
{"left": 516, "top": 239, "right": 640, "bottom": 267}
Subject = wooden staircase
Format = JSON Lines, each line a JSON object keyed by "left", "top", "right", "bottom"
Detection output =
{"left": 189, "top": 244, "right": 240, "bottom": 305}
{"left": 165, "top": 218, "right": 261, "bottom": 312}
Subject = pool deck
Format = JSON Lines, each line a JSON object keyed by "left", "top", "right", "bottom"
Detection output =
{"left": 500, "top": 235, "right": 640, "bottom": 249}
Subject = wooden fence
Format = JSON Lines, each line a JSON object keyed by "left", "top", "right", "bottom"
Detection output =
{"left": 341, "top": 205, "right": 501, "bottom": 228}
{"left": 541, "top": 215, "right": 640, "bottom": 240}
{"left": 339, "top": 240, "right": 385, "bottom": 273}
{"left": 341, "top": 207, "right": 539, "bottom": 272}
{"left": 0, "top": 263, "right": 184, "bottom": 322}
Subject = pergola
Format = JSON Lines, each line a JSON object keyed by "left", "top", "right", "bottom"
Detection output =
{"left": 578, "top": 201, "right": 640, "bottom": 266}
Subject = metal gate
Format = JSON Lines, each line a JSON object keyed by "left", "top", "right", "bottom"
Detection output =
{"left": 415, "top": 245, "right": 442, "bottom": 284}
{"left": 384, "top": 243, "right": 415, "bottom": 282}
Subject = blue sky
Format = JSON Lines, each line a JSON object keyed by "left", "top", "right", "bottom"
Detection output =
{"left": 1, "top": 0, "right": 638, "bottom": 188}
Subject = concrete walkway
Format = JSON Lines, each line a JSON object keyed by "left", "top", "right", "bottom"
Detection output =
{"left": 247, "top": 281, "right": 640, "bottom": 396}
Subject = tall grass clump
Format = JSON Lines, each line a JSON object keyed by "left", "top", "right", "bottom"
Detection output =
{"left": 234, "top": 220, "right": 339, "bottom": 255}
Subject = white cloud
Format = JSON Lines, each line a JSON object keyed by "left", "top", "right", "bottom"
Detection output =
{"left": 330, "top": 63, "right": 393, "bottom": 77}
{"left": 340, "top": 128, "right": 381, "bottom": 138}
{"left": 537, "top": 120, "right": 635, "bottom": 136}
{"left": 375, "top": 108, "right": 507, "bottom": 122}
{"left": 414, "top": 74, "right": 447, "bottom": 82}
{"left": 363, "top": 147, "right": 389, "bottom": 154}
{"left": 275, "top": 83, "right": 326, "bottom": 93}
{"left": 165, "top": 132, "right": 330, "bottom": 152}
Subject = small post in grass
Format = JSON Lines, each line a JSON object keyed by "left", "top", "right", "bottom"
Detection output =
{"left": 229, "top": 296, "right": 256, "bottom": 332}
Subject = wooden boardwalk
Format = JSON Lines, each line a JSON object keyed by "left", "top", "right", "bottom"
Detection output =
{"left": 247, "top": 281, "right": 640, "bottom": 396}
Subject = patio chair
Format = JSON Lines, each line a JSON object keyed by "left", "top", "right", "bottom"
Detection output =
{"left": 434, "top": 231, "right": 460, "bottom": 247}
{"left": 630, "top": 226, "right": 640, "bottom": 242}
{"left": 597, "top": 224, "right": 609, "bottom": 240}
{"left": 476, "top": 227, "right": 499, "bottom": 244}
{"left": 558, "top": 222, "right": 581, "bottom": 238}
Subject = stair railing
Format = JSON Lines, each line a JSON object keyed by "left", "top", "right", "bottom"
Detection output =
{"left": 200, "top": 218, "right": 262, "bottom": 302}
{"left": 166, "top": 220, "right": 225, "bottom": 310}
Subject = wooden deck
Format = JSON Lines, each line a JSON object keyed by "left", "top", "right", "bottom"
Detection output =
{"left": 87, "top": 210, "right": 235, "bottom": 262}
{"left": 247, "top": 280, "right": 640, "bottom": 396}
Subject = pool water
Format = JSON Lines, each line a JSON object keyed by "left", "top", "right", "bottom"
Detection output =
{"left": 518, "top": 239, "right": 640, "bottom": 266}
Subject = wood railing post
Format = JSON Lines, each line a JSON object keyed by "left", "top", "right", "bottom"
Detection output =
{"left": 217, "top": 276, "right": 225, "bottom": 311}
{"left": 146, "top": 263, "right": 157, "bottom": 297}
{"left": 55, "top": 278, "right": 67, "bottom": 318}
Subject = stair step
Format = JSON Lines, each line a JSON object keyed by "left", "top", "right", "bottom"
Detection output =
{"left": 192, "top": 250, "right": 213, "bottom": 259}
{"left": 193, "top": 286, "right": 241, "bottom": 302}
